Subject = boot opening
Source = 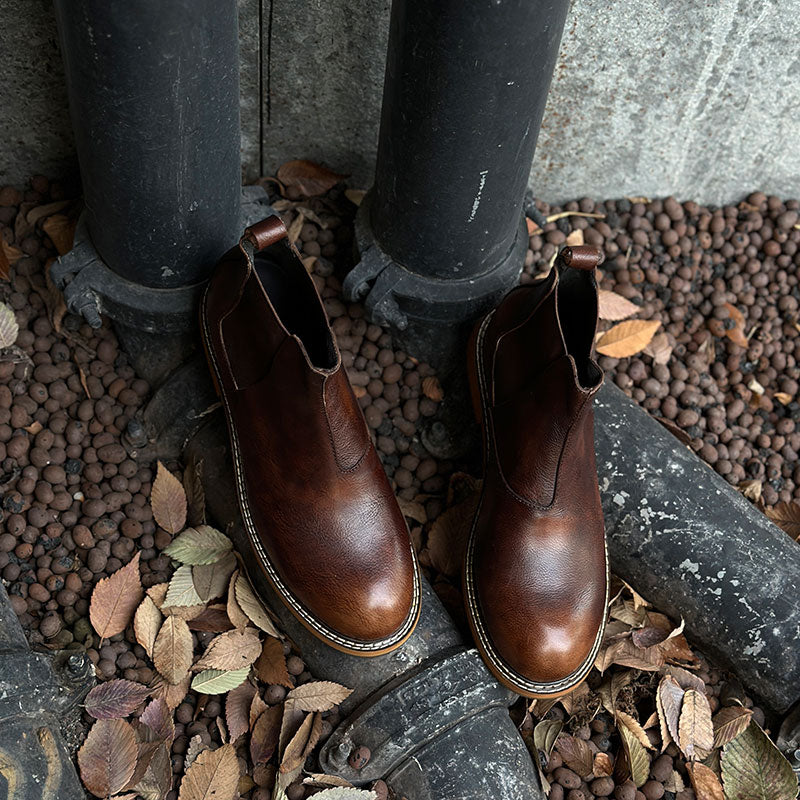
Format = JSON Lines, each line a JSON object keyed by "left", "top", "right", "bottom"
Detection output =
{"left": 557, "top": 268, "right": 603, "bottom": 390}
{"left": 254, "top": 246, "right": 338, "bottom": 370}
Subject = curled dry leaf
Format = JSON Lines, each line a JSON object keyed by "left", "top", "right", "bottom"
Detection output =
{"left": 187, "top": 604, "right": 235, "bottom": 633}
{"left": 177, "top": 742, "right": 240, "bottom": 800}
{"left": 42, "top": 213, "right": 76, "bottom": 255}
{"left": 255, "top": 635, "right": 293, "bottom": 688}
{"left": 153, "top": 615, "right": 194, "bottom": 685}
{"left": 304, "top": 773, "right": 355, "bottom": 789}
{"left": 565, "top": 228, "right": 584, "bottom": 247}
{"left": 426, "top": 491, "right": 480, "bottom": 577}
{"left": 250, "top": 703, "right": 282, "bottom": 764}
{"left": 616, "top": 711, "right": 654, "bottom": 751}
{"left": 147, "top": 582, "right": 169, "bottom": 608}
{"left": 276, "top": 159, "right": 347, "bottom": 197}
{"left": 712, "top": 705, "right": 753, "bottom": 749}
{"left": 598, "top": 290, "right": 641, "bottom": 321}
{"left": 643, "top": 332, "right": 673, "bottom": 365}
{"left": 721, "top": 722, "right": 798, "bottom": 800}
{"left": 250, "top": 690, "right": 269, "bottom": 730}
{"left": 152, "top": 461, "right": 187, "bottom": 535}
{"left": 657, "top": 675, "right": 685, "bottom": 747}
{"left": 133, "top": 740, "right": 172, "bottom": 800}
{"left": 89, "top": 552, "right": 143, "bottom": 640}
{"left": 227, "top": 570, "right": 250, "bottom": 629}
{"left": 164, "top": 525, "right": 232, "bottom": 565}
{"left": 280, "top": 712, "right": 317, "bottom": 774}
{"left": 164, "top": 564, "right": 204, "bottom": 608}
{"left": 184, "top": 735, "right": 208, "bottom": 771}
{"left": 192, "top": 552, "right": 236, "bottom": 602}
{"left": 596, "top": 319, "right": 661, "bottom": 358}
{"left": 225, "top": 680, "right": 256, "bottom": 742}
{"left": 183, "top": 457, "right": 206, "bottom": 528}
{"left": 195, "top": 628, "right": 262, "bottom": 671}
{"left": 286, "top": 680, "right": 353, "bottom": 713}
{"left": 77, "top": 718, "right": 138, "bottom": 798}
{"left": 310, "top": 790, "right": 379, "bottom": 799}
{"left": 422, "top": 375, "right": 443, "bottom": 402}
{"left": 678, "top": 688, "right": 714, "bottom": 760}
{"left": 0, "top": 301, "right": 19, "bottom": 348}
{"left": 235, "top": 573, "right": 281, "bottom": 637}
{"left": 134, "top": 595, "right": 162, "bottom": 658}
{"left": 84, "top": 678, "right": 151, "bottom": 720}
{"left": 190, "top": 666, "right": 251, "bottom": 695}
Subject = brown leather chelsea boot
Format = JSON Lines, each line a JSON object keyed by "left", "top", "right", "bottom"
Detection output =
{"left": 201, "top": 216, "right": 421, "bottom": 656}
{"left": 464, "top": 244, "right": 608, "bottom": 697}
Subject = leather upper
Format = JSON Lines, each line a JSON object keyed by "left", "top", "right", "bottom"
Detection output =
{"left": 202, "top": 221, "right": 418, "bottom": 649}
{"left": 469, "top": 254, "right": 608, "bottom": 689}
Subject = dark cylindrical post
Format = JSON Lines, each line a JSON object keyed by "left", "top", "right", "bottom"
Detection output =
{"left": 53, "top": 0, "right": 241, "bottom": 290}
{"left": 344, "top": 0, "right": 569, "bottom": 368}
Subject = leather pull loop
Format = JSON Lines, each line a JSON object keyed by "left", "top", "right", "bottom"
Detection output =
{"left": 243, "top": 215, "right": 288, "bottom": 251}
{"left": 560, "top": 245, "right": 604, "bottom": 270}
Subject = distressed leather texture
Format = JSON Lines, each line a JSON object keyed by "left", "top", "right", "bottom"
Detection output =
{"left": 202, "top": 218, "right": 417, "bottom": 649}
{"left": 468, "top": 247, "right": 608, "bottom": 692}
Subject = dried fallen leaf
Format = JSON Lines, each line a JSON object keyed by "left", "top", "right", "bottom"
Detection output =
{"left": 184, "top": 735, "right": 208, "bottom": 771}
{"left": 250, "top": 704, "right": 282, "bottom": 764}
{"left": 164, "top": 525, "right": 232, "bottom": 565}
{"left": 235, "top": 573, "right": 281, "bottom": 637}
{"left": 150, "top": 672, "right": 191, "bottom": 710}
{"left": 678, "top": 688, "right": 714, "bottom": 761}
{"left": 422, "top": 375, "right": 443, "bottom": 402}
{"left": 644, "top": 332, "right": 673, "bottom": 365}
{"left": 344, "top": 189, "right": 366, "bottom": 206}
{"left": 686, "top": 762, "right": 724, "bottom": 800}
{"left": 565, "top": 228, "right": 585, "bottom": 247}
{"left": 310, "top": 789, "right": 378, "bottom": 799}
{"left": 195, "top": 629, "right": 262, "bottom": 672}
{"left": 152, "top": 462, "right": 187, "bottom": 535}
{"left": 193, "top": 552, "right": 236, "bottom": 602}
{"left": 177, "top": 742, "right": 239, "bottom": 800}
{"left": 556, "top": 734, "right": 594, "bottom": 777}
{"left": 187, "top": 604, "right": 234, "bottom": 634}
{"left": 250, "top": 690, "right": 269, "bottom": 730}
{"left": 616, "top": 711, "right": 654, "bottom": 751}
{"left": 140, "top": 697, "right": 175, "bottom": 743}
{"left": 738, "top": 479, "right": 763, "bottom": 504}
{"left": 153, "top": 615, "right": 193, "bottom": 685}
{"left": 280, "top": 712, "right": 316, "bottom": 773}
{"left": 191, "top": 666, "right": 251, "bottom": 695}
{"left": 183, "top": 457, "right": 206, "bottom": 528}
{"left": 0, "top": 301, "right": 19, "bottom": 348}
{"left": 657, "top": 675, "right": 685, "bottom": 748}
{"left": 618, "top": 718, "right": 651, "bottom": 787}
{"left": 598, "top": 290, "right": 641, "bottom": 321}
{"left": 303, "top": 773, "right": 356, "bottom": 789}
{"left": 84, "top": 679, "right": 151, "bottom": 720}
{"left": 596, "top": 320, "right": 661, "bottom": 358}
{"left": 712, "top": 705, "right": 753, "bottom": 749}
{"left": 721, "top": 722, "right": 798, "bottom": 800}
{"left": 133, "top": 739, "right": 172, "bottom": 799}
{"left": 666, "top": 665, "right": 706, "bottom": 692}
{"left": 286, "top": 680, "right": 353, "bottom": 713}
{"left": 226, "top": 570, "right": 250, "bottom": 630}
{"left": 255, "top": 635, "right": 293, "bottom": 688}
{"left": 532, "top": 718, "right": 563, "bottom": 792}
{"left": 226, "top": 680, "right": 256, "bottom": 742}
{"left": 426, "top": 491, "right": 479, "bottom": 577}
{"left": 276, "top": 160, "right": 347, "bottom": 197}
{"left": 89, "top": 553, "right": 143, "bottom": 640}
{"left": 593, "top": 752, "right": 614, "bottom": 777}
{"left": 165, "top": 564, "right": 204, "bottom": 608}
{"left": 42, "top": 213, "right": 76, "bottom": 255}
{"left": 78, "top": 718, "right": 138, "bottom": 797}
{"left": 134, "top": 595, "right": 162, "bottom": 659}
{"left": 766, "top": 501, "right": 800, "bottom": 540}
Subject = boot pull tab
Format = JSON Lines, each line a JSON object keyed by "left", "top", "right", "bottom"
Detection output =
{"left": 560, "top": 245, "right": 604, "bottom": 270}
{"left": 243, "top": 215, "right": 288, "bottom": 251}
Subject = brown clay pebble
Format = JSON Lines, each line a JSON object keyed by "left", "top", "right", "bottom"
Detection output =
{"left": 615, "top": 782, "right": 637, "bottom": 800}
{"left": 347, "top": 745, "right": 371, "bottom": 771}
{"left": 592, "top": 777, "right": 615, "bottom": 796}
{"left": 554, "top": 768, "right": 581, "bottom": 789}
{"left": 371, "top": 780, "right": 389, "bottom": 800}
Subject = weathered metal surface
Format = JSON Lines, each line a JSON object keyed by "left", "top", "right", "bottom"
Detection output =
{"left": 596, "top": 382, "right": 800, "bottom": 712}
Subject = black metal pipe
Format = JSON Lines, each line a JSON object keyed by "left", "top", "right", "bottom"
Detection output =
{"left": 53, "top": 0, "right": 241, "bottom": 290}
{"left": 344, "top": 0, "right": 569, "bottom": 367}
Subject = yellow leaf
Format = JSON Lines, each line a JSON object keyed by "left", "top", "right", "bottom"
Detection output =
{"left": 596, "top": 320, "right": 661, "bottom": 358}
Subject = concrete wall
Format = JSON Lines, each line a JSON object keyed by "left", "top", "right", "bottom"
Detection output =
{"left": 1, "top": 0, "right": 798, "bottom": 204}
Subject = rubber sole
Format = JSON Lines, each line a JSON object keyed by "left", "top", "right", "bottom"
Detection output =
{"left": 200, "top": 292, "right": 421, "bottom": 657}
{"left": 462, "top": 310, "right": 608, "bottom": 698}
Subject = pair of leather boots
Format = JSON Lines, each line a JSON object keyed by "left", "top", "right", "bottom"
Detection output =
{"left": 201, "top": 216, "right": 608, "bottom": 699}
